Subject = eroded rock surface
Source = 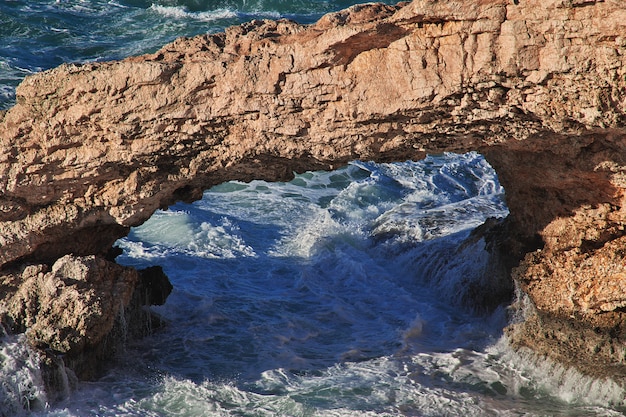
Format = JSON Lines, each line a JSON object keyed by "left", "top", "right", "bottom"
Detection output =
{"left": 1, "top": 0, "right": 626, "bottom": 384}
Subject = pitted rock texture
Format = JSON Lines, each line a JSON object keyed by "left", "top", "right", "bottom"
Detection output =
{"left": 1, "top": 0, "right": 626, "bottom": 379}
{"left": 1, "top": 255, "right": 137, "bottom": 353}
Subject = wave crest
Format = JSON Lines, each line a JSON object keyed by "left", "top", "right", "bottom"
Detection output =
{"left": 149, "top": 4, "right": 237, "bottom": 22}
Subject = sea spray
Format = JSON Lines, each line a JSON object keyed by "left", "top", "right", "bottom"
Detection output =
{"left": 495, "top": 284, "right": 626, "bottom": 413}
{"left": 42, "top": 354, "right": 74, "bottom": 405}
{"left": 487, "top": 339, "right": 626, "bottom": 414}
{"left": 0, "top": 333, "right": 48, "bottom": 416}
{"left": 148, "top": 4, "right": 238, "bottom": 22}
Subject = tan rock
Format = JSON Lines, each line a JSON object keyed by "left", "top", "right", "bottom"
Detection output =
{"left": 1, "top": 255, "right": 137, "bottom": 354}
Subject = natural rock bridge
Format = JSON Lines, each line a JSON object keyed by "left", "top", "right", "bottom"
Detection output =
{"left": 1, "top": 0, "right": 625, "bottom": 391}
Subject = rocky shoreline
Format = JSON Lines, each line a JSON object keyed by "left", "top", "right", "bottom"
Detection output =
{"left": 1, "top": 0, "right": 626, "bottom": 398}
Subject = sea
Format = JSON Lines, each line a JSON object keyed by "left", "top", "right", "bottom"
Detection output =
{"left": 1, "top": 1, "right": 626, "bottom": 416}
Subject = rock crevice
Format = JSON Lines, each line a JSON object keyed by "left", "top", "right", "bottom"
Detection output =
{"left": 1, "top": 0, "right": 626, "bottom": 387}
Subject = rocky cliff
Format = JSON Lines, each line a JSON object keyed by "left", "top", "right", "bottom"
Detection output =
{"left": 1, "top": 0, "right": 626, "bottom": 389}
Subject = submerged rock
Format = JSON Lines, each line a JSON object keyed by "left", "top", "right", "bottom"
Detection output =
{"left": 0, "top": 0, "right": 625, "bottom": 394}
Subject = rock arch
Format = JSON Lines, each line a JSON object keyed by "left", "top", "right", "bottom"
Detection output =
{"left": 1, "top": 0, "right": 626, "bottom": 385}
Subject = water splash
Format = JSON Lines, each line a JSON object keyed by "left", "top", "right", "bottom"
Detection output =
{"left": 0, "top": 332, "right": 48, "bottom": 416}
{"left": 4, "top": 154, "right": 625, "bottom": 416}
{"left": 487, "top": 339, "right": 626, "bottom": 414}
{"left": 148, "top": 4, "right": 238, "bottom": 22}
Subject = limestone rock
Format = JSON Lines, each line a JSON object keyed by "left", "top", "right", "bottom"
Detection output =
{"left": 1, "top": 0, "right": 626, "bottom": 381}
{"left": 0, "top": 255, "right": 137, "bottom": 354}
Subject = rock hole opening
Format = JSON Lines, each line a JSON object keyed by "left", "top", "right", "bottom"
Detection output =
{"left": 110, "top": 152, "right": 519, "bottom": 381}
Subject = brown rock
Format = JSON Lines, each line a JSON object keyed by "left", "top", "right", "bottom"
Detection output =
{"left": 1, "top": 256, "right": 136, "bottom": 352}
{"left": 1, "top": 0, "right": 626, "bottom": 384}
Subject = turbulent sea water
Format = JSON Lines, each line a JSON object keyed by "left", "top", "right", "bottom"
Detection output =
{"left": 1, "top": 1, "right": 626, "bottom": 416}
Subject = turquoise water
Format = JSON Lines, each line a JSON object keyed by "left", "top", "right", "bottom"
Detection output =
{"left": 1, "top": 1, "right": 626, "bottom": 416}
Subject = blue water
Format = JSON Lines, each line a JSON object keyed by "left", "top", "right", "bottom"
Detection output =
{"left": 1, "top": 1, "right": 625, "bottom": 416}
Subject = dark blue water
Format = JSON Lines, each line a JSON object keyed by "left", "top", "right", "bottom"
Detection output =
{"left": 1, "top": 2, "right": 625, "bottom": 416}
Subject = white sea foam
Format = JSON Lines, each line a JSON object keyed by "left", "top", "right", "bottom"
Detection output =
{"left": 0, "top": 334, "right": 48, "bottom": 416}
{"left": 107, "top": 1, "right": 129, "bottom": 9}
{"left": 36, "top": 345, "right": 626, "bottom": 416}
{"left": 490, "top": 338, "right": 626, "bottom": 411}
{"left": 149, "top": 4, "right": 237, "bottom": 22}
{"left": 117, "top": 210, "right": 256, "bottom": 260}
{"left": 240, "top": 10, "right": 282, "bottom": 20}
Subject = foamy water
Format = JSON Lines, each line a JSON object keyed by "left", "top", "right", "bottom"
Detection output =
{"left": 2, "top": 153, "right": 624, "bottom": 416}
{"left": 0, "top": 333, "right": 48, "bottom": 415}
